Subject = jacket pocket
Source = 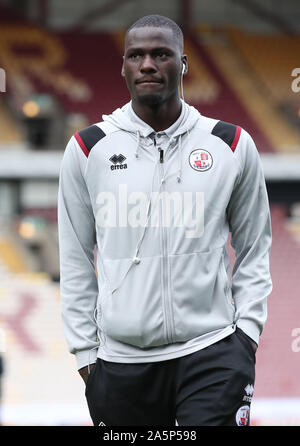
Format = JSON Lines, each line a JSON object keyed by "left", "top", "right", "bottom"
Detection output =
{"left": 170, "top": 248, "right": 235, "bottom": 342}
{"left": 220, "top": 249, "right": 235, "bottom": 311}
{"left": 97, "top": 255, "right": 165, "bottom": 348}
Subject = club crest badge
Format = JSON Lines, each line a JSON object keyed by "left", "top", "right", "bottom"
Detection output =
{"left": 236, "top": 405, "right": 250, "bottom": 426}
{"left": 189, "top": 149, "right": 213, "bottom": 172}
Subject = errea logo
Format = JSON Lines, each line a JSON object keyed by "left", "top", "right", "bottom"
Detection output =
{"left": 243, "top": 384, "right": 254, "bottom": 403}
{"left": 109, "top": 154, "right": 127, "bottom": 171}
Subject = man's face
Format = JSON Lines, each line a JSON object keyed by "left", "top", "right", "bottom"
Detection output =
{"left": 122, "top": 27, "right": 186, "bottom": 106}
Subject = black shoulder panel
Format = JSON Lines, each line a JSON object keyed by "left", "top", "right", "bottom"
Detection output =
{"left": 211, "top": 120, "right": 241, "bottom": 152}
{"left": 75, "top": 124, "right": 106, "bottom": 157}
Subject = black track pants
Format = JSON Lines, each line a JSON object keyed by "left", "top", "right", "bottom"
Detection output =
{"left": 85, "top": 328, "right": 256, "bottom": 426}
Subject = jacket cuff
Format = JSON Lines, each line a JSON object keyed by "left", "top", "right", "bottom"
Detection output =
{"left": 236, "top": 320, "right": 261, "bottom": 346}
{"left": 75, "top": 348, "right": 98, "bottom": 370}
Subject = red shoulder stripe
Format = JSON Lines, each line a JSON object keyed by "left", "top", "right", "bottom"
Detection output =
{"left": 231, "top": 125, "right": 242, "bottom": 152}
{"left": 74, "top": 132, "right": 89, "bottom": 157}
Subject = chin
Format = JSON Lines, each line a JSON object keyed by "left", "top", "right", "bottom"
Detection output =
{"left": 137, "top": 93, "right": 164, "bottom": 106}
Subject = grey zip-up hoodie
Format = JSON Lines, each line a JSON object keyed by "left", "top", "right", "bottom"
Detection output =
{"left": 58, "top": 100, "right": 272, "bottom": 370}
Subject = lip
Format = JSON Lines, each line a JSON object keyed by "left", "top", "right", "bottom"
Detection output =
{"left": 136, "top": 79, "right": 163, "bottom": 84}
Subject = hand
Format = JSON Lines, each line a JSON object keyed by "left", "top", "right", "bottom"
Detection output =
{"left": 249, "top": 339, "right": 258, "bottom": 354}
{"left": 244, "top": 333, "right": 258, "bottom": 354}
{"left": 237, "top": 327, "right": 258, "bottom": 354}
{"left": 78, "top": 364, "right": 95, "bottom": 385}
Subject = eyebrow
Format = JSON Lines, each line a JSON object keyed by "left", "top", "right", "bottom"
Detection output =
{"left": 126, "top": 46, "right": 174, "bottom": 54}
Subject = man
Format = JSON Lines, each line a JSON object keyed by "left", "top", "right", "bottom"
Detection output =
{"left": 58, "top": 15, "right": 272, "bottom": 426}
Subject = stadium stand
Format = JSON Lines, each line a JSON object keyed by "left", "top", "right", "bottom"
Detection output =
{"left": 195, "top": 26, "right": 300, "bottom": 153}
{"left": 0, "top": 98, "right": 22, "bottom": 144}
{"left": 3, "top": 5, "right": 298, "bottom": 153}
{"left": 227, "top": 29, "right": 300, "bottom": 107}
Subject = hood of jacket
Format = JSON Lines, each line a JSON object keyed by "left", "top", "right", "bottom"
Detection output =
{"left": 102, "top": 100, "right": 201, "bottom": 182}
{"left": 102, "top": 99, "right": 200, "bottom": 139}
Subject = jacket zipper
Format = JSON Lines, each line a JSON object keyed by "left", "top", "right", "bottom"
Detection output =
{"left": 154, "top": 137, "right": 173, "bottom": 344}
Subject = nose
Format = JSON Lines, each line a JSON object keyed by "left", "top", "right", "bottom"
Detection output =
{"left": 140, "top": 54, "right": 157, "bottom": 73}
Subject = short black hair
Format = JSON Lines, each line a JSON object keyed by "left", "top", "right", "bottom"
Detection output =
{"left": 126, "top": 14, "right": 184, "bottom": 53}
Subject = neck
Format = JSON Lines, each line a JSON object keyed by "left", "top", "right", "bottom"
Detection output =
{"left": 132, "top": 96, "right": 182, "bottom": 132}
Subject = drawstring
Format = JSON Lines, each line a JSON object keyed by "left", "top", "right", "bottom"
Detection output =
{"left": 92, "top": 160, "right": 160, "bottom": 347}
{"left": 135, "top": 130, "right": 140, "bottom": 158}
{"left": 135, "top": 130, "right": 184, "bottom": 184}
{"left": 109, "top": 154, "right": 162, "bottom": 294}
{"left": 176, "top": 134, "right": 182, "bottom": 183}
{"left": 103, "top": 132, "right": 188, "bottom": 293}
{"left": 131, "top": 168, "right": 166, "bottom": 264}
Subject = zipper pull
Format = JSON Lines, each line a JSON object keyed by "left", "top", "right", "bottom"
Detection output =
{"left": 159, "top": 148, "right": 164, "bottom": 163}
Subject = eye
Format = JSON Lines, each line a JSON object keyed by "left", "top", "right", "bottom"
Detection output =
{"left": 129, "top": 53, "right": 142, "bottom": 60}
{"left": 156, "top": 52, "right": 168, "bottom": 59}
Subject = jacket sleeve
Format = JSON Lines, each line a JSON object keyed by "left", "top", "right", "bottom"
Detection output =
{"left": 58, "top": 136, "right": 99, "bottom": 370}
{"left": 226, "top": 129, "right": 273, "bottom": 345}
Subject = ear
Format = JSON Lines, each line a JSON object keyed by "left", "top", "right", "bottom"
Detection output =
{"left": 121, "top": 56, "right": 125, "bottom": 77}
{"left": 182, "top": 54, "right": 188, "bottom": 75}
